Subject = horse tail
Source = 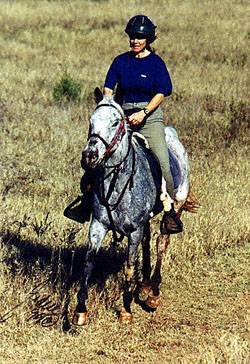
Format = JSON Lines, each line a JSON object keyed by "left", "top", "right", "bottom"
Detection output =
{"left": 180, "top": 190, "right": 201, "bottom": 214}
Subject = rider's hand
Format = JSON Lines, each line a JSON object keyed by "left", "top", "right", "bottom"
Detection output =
{"left": 128, "top": 110, "right": 145, "bottom": 125}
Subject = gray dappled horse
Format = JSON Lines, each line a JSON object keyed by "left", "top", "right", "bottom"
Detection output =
{"left": 72, "top": 89, "right": 199, "bottom": 325}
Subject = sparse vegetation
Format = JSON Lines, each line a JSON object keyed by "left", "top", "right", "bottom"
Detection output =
{"left": 0, "top": 0, "right": 249, "bottom": 363}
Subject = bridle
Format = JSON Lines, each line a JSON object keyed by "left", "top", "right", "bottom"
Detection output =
{"left": 88, "top": 103, "right": 127, "bottom": 163}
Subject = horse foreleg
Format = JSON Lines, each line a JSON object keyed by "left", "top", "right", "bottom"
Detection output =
{"left": 72, "top": 248, "right": 95, "bottom": 326}
{"left": 145, "top": 234, "right": 170, "bottom": 309}
{"left": 73, "top": 220, "right": 107, "bottom": 326}
{"left": 119, "top": 228, "right": 143, "bottom": 323}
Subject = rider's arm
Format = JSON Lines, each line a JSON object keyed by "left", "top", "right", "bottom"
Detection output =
{"left": 128, "top": 93, "right": 165, "bottom": 126}
{"left": 145, "top": 93, "right": 165, "bottom": 113}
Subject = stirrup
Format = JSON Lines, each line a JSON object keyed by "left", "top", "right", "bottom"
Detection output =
{"left": 160, "top": 204, "right": 183, "bottom": 235}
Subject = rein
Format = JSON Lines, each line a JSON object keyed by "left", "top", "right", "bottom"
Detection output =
{"left": 97, "top": 142, "right": 136, "bottom": 242}
{"left": 99, "top": 137, "right": 136, "bottom": 211}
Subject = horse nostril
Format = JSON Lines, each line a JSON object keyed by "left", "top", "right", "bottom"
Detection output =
{"left": 89, "top": 139, "right": 98, "bottom": 147}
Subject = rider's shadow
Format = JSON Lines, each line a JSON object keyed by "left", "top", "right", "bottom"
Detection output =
{"left": 0, "top": 231, "right": 127, "bottom": 332}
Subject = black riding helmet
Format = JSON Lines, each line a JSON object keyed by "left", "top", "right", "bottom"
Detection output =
{"left": 125, "top": 15, "right": 157, "bottom": 43}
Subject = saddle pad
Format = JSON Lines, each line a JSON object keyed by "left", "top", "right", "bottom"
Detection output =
{"left": 169, "top": 150, "right": 181, "bottom": 189}
{"left": 165, "top": 126, "right": 189, "bottom": 201}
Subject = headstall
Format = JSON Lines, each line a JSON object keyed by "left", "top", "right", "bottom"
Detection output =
{"left": 88, "top": 104, "right": 126, "bottom": 160}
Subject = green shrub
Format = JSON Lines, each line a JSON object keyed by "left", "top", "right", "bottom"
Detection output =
{"left": 53, "top": 73, "right": 82, "bottom": 103}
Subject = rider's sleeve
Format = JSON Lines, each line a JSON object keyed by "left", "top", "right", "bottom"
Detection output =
{"left": 104, "top": 57, "right": 120, "bottom": 90}
{"left": 154, "top": 58, "right": 173, "bottom": 97}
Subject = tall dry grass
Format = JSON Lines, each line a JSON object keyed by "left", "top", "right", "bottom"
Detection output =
{"left": 0, "top": 0, "right": 249, "bottom": 363}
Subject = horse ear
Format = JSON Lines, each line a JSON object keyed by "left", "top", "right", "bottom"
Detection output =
{"left": 94, "top": 87, "right": 103, "bottom": 104}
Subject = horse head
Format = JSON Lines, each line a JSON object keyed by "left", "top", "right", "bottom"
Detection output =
{"left": 81, "top": 88, "right": 129, "bottom": 169}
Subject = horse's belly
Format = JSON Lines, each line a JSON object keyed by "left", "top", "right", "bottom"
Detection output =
{"left": 115, "top": 192, "right": 156, "bottom": 230}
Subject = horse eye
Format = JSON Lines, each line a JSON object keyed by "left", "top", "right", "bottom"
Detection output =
{"left": 112, "top": 121, "right": 119, "bottom": 127}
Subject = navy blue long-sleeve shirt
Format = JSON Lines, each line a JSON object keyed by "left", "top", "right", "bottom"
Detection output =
{"left": 104, "top": 51, "right": 173, "bottom": 103}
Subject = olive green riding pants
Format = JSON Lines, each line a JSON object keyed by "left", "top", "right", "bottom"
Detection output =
{"left": 122, "top": 102, "right": 174, "bottom": 198}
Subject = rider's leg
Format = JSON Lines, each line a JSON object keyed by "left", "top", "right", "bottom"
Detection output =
{"left": 64, "top": 171, "right": 93, "bottom": 224}
{"left": 122, "top": 102, "right": 183, "bottom": 233}
{"left": 138, "top": 119, "right": 174, "bottom": 195}
{"left": 139, "top": 119, "right": 183, "bottom": 234}
{"left": 80, "top": 171, "right": 94, "bottom": 194}
{"left": 139, "top": 120, "right": 174, "bottom": 197}
{"left": 123, "top": 103, "right": 173, "bottom": 199}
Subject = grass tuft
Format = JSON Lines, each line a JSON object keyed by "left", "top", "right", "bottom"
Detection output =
{"left": 53, "top": 73, "right": 82, "bottom": 103}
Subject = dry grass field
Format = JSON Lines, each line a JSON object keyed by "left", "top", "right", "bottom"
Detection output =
{"left": 0, "top": 0, "right": 249, "bottom": 363}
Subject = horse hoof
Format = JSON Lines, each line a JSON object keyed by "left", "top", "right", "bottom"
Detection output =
{"left": 138, "top": 283, "right": 152, "bottom": 302}
{"left": 72, "top": 311, "right": 88, "bottom": 326}
{"left": 119, "top": 308, "right": 133, "bottom": 324}
{"left": 145, "top": 294, "right": 161, "bottom": 309}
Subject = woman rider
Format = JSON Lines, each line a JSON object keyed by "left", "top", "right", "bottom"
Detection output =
{"left": 103, "top": 15, "right": 183, "bottom": 234}
{"left": 64, "top": 15, "right": 183, "bottom": 234}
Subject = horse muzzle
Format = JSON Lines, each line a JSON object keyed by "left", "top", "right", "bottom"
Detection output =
{"left": 81, "top": 149, "right": 99, "bottom": 169}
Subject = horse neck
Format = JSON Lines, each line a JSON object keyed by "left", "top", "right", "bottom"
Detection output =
{"left": 97, "top": 137, "right": 135, "bottom": 204}
{"left": 104, "top": 133, "right": 131, "bottom": 171}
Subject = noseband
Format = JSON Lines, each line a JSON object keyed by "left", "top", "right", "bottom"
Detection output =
{"left": 88, "top": 103, "right": 126, "bottom": 160}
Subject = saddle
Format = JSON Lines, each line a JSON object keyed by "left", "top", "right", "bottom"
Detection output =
{"left": 133, "top": 125, "right": 189, "bottom": 202}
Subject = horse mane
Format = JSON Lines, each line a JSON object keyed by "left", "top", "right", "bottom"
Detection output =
{"left": 96, "top": 95, "right": 125, "bottom": 119}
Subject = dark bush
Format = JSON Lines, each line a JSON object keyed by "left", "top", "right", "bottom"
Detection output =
{"left": 53, "top": 73, "right": 82, "bottom": 103}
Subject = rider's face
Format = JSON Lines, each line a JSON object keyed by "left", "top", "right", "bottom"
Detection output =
{"left": 129, "top": 36, "right": 147, "bottom": 54}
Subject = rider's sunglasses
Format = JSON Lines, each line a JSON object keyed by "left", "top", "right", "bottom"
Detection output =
{"left": 128, "top": 33, "right": 146, "bottom": 40}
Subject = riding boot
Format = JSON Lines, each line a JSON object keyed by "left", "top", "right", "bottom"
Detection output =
{"left": 160, "top": 191, "right": 183, "bottom": 235}
{"left": 160, "top": 203, "right": 183, "bottom": 234}
{"left": 64, "top": 190, "right": 92, "bottom": 224}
